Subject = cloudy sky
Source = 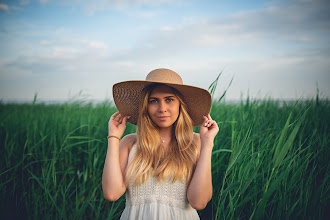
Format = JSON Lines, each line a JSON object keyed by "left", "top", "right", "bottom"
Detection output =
{"left": 0, "top": 0, "right": 329, "bottom": 103}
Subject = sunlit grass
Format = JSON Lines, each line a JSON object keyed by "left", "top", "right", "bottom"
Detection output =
{"left": 0, "top": 96, "right": 329, "bottom": 219}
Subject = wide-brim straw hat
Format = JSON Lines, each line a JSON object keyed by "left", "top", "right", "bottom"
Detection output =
{"left": 112, "top": 68, "right": 211, "bottom": 127}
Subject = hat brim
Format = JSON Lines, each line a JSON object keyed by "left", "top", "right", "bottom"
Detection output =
{"left": 112, "top": 81, "right": 211, "bottom": 127}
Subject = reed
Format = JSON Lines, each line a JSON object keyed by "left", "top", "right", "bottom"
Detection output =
{"left": 0, "top": 95, "right": 329, "bottom": 219}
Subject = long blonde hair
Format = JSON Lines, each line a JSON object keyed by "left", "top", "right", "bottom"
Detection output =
{"left": 125, "top": 84, "right": 199, "bottom": 186}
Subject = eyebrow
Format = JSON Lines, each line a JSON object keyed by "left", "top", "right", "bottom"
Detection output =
{"left": 149, "top": 95, "right": 176, "bottom": 99}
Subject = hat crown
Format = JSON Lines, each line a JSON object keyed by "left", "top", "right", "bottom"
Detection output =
{"left": 146, "top": 68, "right": 183, "bottom": 85}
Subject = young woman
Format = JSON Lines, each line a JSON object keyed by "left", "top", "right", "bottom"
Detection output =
{"left": 102, "top": 68, "right": 219, "bottom": 219}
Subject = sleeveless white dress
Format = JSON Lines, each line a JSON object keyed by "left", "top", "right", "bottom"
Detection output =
{"left": 120, "top": 146, "right": 200, "bottom": 220}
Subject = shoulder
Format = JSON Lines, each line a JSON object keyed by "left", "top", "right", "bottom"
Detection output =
{"left": 117, "top": 133, "right": 137, "bottom": 174}
{"left": 119, "top": 133, "right": 137, "bottom": 152}
{"left": 193, "top": 132, "right": 201, "bottom": 145}
{"left": 121, "top": 133, "right": 137, "bottom": 143}
{"left": 118, "top": 133, "right": 137, "bottom": 167}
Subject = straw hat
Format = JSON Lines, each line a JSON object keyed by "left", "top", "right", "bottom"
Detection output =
{"left": 112, "top": 68, "right": 211, "bottom": 127}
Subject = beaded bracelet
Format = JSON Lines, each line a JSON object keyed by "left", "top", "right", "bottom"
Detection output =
{"left": 107, "top": 135, "right": 121, "bottom": 141}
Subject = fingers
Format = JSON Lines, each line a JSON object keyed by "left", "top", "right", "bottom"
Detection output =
{"left": 203, "top": 115, "right": 207, "bottom": 121}
{"left": 203, "top": 115, "right": 217, "bottom": 128}
{"left": 203, "top": 114, "right": 212, "bottom": 121}
{"left": 116, "top": 114, "right": 123, "bottom": 123}
{"left": 201, "top": 115, "right": 219, "bottom": 140}
{"left": 110, "top": 111, "right": 120, "bottom": 121}
{"left": 204, "top": 120, "right": 216, "bottom": 128}
{"left": 109, "top": 112, "right": 130, "bottom": 125}
{"left": 121, "top": 115, "right": 130, "bottom": 124}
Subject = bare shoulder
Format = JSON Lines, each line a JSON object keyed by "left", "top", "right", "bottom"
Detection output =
{"left": 193, "top": 132, "right": 201, "bottom": 145}
{"left": 119, "top": 133, "right": 137, "bottom": 152}
{"left": 118, "top": 133, "right": 137, "bottom": 174}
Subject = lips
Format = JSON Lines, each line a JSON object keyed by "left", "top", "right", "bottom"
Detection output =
{"left": 157, "top": 116, "right": 169, "bottom": 121}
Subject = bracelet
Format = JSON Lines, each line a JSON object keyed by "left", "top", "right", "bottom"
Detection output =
{"left": 107, "top": 135, "right": 121, "bottom": 141}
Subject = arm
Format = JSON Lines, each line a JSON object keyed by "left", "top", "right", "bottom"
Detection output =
{"left": 102, "top": 112, "right": 132, "bottom": 201}
{"left": 187, "top": 114, "right": 219, "bottom": 210}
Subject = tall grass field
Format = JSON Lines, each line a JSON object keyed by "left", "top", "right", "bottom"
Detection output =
{"left": 0, "top": 95, "right": 329, "bottom": 219}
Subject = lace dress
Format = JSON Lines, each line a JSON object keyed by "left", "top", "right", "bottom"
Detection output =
{"left": 120, "top": 146, "right": 200, "bottom": 220}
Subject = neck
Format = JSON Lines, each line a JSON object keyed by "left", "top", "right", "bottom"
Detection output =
{"left": 159, "top": 126, "right": 173, "bottom": 141}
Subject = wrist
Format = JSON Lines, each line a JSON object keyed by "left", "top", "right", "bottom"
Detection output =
{"left": 199, "top": 143, "right": 213, "bottom": 156}
{"left": 201, "top": 137, "right": 214, "bottom": 145}
{"left": 107, "top": 135, "right": 121, "bottom": 141}
{"left": 108, "top": 132, "right": 122, "bottom": 138}
{"left": 201, "top": 139, "right": 214, "bottom": 149}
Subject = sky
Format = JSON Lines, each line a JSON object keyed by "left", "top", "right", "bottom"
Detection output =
{"left": 0, "top": 0, "right": 329, "bottom": 103}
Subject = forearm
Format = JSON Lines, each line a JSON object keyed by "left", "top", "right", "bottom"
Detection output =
{"left": 102, "top": 138, "right": 126, "bottom": 200}
{"left": 187, "top": 140, "right": 213, "bottom": 209}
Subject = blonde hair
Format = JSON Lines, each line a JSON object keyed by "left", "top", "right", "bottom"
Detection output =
{"left": 125, "top": 84, "right": 199, "bottom": 186}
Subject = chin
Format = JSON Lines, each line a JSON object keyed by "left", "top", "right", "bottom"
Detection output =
{"left": 157, "top": 122, "right": 174, "bottom": 128}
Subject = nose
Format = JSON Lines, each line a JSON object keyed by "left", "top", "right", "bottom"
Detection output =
{"left": 158, "top": 100, "right": 167, "bottom": 112}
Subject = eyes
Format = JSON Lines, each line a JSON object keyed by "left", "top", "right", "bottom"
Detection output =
{"left": 148, "top": 98, "right": 175, "bottom": 104}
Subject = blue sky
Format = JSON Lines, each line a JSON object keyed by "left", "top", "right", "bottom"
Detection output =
{"left": 0, "top": 0, "right": 329, "bottom": 102}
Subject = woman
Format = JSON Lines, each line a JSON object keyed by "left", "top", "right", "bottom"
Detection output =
{"left": 102, "top": 68, "right": 219, "bottom": 219}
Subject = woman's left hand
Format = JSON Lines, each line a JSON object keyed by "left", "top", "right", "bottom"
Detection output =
{"left": 199, "top": 114, "right": 219, "bottom": 143}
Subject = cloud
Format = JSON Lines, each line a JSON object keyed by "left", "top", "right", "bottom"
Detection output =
{"left": 224, "top": 0, "right": 330, "bottom": 38}
{"left": 39, "top": 0, "right": 50, "bottom": 3}
{"left": 1, "top": 0, "right": 329, "bottom": 102}
{"left": 1, "top": 36, "right": 109, "bottom": 75}
{"left": 39, "top": 38, "right": 107, "bottom": 49}
{"left": 87, "top": 0, "right": 329, "bottom": 100}
{"left": 81, "top": 0, "right": 175, "bottom": 15}
{"left": 18, "top": 0, "right": 50, "bottom": 4}
{"left": 129, "top": 0, "right": 330, "bottom": 58}
{"left": 20, "top": 0, "right": 30, "bottom": 5}
{"left": 0, "top": 3, "right": 9, "bottom": 11}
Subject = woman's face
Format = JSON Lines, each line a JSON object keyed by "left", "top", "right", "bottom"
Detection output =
{"left": 147, "top": 85, "right": 180, "bottom": 129}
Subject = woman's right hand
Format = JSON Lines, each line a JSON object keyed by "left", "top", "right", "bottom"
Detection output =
{"left": 108, "top": 112, "right": 129, "bottom": 139}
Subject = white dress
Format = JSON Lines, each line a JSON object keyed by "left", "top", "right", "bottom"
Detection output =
{"left": 120, "top": 146, "right": 200, "bottom": 220}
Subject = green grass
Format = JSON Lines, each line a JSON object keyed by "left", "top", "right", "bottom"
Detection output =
{"left": 0, "top": 96, "right": 329, "bottom": 219}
